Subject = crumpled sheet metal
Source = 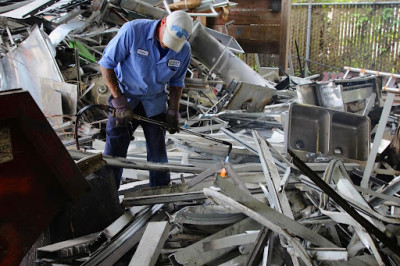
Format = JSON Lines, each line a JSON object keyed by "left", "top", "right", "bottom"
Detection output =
{"left": 1, "top": 25, "right": 64, "bottom": 125}
{"left": 0, "top": 0, "right": 56, "bottom": 19}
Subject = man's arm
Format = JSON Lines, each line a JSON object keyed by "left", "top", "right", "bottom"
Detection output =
{"left": 100, "top": 66, "right": 122, "bottom": 99}
{"left": 100, "top": 66, "right": 132, "bottom": 127}
{"left": 168, "top": 86, "right": 182, "bottom": 110}
{"left": 165, "top": 86, "right": 182, "bottom": 134}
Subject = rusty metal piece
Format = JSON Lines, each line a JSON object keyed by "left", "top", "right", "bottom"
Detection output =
{"left": 76, "top": 152, "right": 107, "bottom": 177}
{"left": 0, "top": 90, "right": 89, "bottom": 265}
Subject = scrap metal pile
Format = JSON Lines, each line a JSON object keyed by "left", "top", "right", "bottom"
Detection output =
{"left": 1, "top": 1, "right": 400, "bottom": 265}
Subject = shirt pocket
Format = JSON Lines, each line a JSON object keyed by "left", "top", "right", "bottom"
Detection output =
{"left": 131, "top": 49, "right": 153, "bottom": 80}
{"left": 156, "top": 60, "right": 178, "bottom": 84}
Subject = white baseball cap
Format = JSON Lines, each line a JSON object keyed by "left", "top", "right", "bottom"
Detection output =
{"left": 163, "top": 10, "right": 193, "bottom": 52}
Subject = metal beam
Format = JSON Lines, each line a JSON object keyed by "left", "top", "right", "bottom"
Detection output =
{"left": 369, "top": 175, "right": 400, "bottom": 207}
{"left": 129, "top": 221, "right": 170, "bottom": 266}
{"left": 69, "top": 149, "right": 205, "bottom": 174}
{"left": 244, "top": 227, "right": 272, "bottom": 266}
{"left": 169, "top": 218, "right": 260, "bottom": 265}
{"left": 212, "top": 176, "right": 337, "bottom": 248}
{"left": 123, "top": 191, "right": 206, "bottom": 206}
{"left": 187, "top": 162, "right": 223, "bottom": 189}
{"left": 204, "top": 185, "right": 315, "bottom": 265}
{"left": 82, "top": 205, "right": 164, "bottom": 266}
{"left": 362, "top": 92, "right": 395, "bottom": 188}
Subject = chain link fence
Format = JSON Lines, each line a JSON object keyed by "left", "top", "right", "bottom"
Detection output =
{"left": 290, "top": 2, "right": 400, "bottom": 76}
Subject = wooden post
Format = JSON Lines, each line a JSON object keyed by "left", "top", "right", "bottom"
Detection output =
{"left": 197, "top": 16, "right": 207, "bottom": 26}
{"left": 280, "top": 0, "right": 292, "bottom": 75}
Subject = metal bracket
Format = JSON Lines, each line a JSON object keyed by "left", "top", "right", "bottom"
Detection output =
{"left": 76, "top": 152, "right": 107, "bottom": 177}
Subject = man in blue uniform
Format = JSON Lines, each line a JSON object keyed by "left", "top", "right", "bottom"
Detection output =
{"left": 98, "top": 11, "right": 193, "bottom": 188}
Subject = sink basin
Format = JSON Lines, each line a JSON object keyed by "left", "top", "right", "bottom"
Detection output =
{"left": 331, "top": 112, "right": 370, "bottom": 161}
{"left": 288, "top": 104, "right": 330, "bottom": 155}
{"left": 287, "top": 103, "right": 370, "bottom": 163}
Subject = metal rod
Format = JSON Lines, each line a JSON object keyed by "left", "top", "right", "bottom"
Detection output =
{"left": 304, "top": 1, "right": 312, "bottom": 77}
{"left": 5, "top": 26, "right": 15, "bottom": 46}
{"left": 343, "top": 66, "right": 400, "bottom": 79}
{"left": 383, "top": 87, "right": 400, "bottom": 94}
{"left": 69, "top": 149, "right": 205, "bottom": 174}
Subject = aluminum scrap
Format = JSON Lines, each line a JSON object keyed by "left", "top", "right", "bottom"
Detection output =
{"left": 1, "top": 1, "right": 400, "bottom": 265}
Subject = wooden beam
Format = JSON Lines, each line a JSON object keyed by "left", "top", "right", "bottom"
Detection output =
{"left": 211, "top": 24, "right": 281, "bottom": 53}
{"left": 209, "top": 10, "right": 281, "bottom": 25}
{"left": 207, "top": 0, "right": 292, "bottom": 66}
{"left": 279, "top": 0, "right": 292, "bottom": 74}
{"left": 213, "top": 25, "right": 281, "bottom": 40}
{"left": 169, "top": 218, "right": 260, "bottom": 265}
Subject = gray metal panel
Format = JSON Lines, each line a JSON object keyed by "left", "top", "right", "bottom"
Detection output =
{"left": 120, "top": 0, "right": 167, "bottom": 19}
{"left": 1, "top": 26, "right": 64, "bottom": 124}
{"left": 227, "top": 82, "right": 276, "bottom": 111}
{"left": 204, "top": 27, "right": 244, "bottom": 54}
{"left": 319, "top": 82, "right": 345, "bottom": 111}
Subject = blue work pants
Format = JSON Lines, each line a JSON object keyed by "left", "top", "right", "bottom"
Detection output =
{"left": 104, "top": 102, "right": 170, "bottom": 188}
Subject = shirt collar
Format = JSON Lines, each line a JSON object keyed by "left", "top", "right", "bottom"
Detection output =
{"left": 147, "top": 19, "right": 161, "bottom": 41}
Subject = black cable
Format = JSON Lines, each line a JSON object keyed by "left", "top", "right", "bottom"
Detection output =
{"left": 290, "top": 55, "right": 345, "bottom": 72}
{"left": 295, "top": 40, "right": 304, "bottom": 78}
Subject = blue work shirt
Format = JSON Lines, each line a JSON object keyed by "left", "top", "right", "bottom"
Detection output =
{"left": 98, "top": 19, "right": 191, "bottom": 117}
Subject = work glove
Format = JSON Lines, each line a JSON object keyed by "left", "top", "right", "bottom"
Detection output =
{"left": 111, "top": 95, "right": 132, "bottom": 127}
{"left": 165, "top": 109, "right": 180, "bottom": 134}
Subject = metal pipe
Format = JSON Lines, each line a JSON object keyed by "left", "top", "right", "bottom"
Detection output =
{"left": 343, "top": 66, "right": 400, "bottom": 79}
{"left": 383, "top": 87, "right": 400, "bottom": 94}
{"left": 5, "top": 26, "right": 15, "bottom": 46}
{"left": 304, "top": 2, "right": 312, "bottom": 77}
{"left": 69, "top": 149, "right": 205, "bottom": 174}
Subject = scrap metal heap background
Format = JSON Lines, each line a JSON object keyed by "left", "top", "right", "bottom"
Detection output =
{"left": 1, "top": 0, "right": 400, "bottom": 265}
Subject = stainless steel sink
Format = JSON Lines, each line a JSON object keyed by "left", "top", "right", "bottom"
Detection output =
{"left": 287, "top": 103, "right": 370, "bottom": 163}
{"left": 288, "top": 104, "right": 330, "bottom": 156}
{"left": 331, "top": 112, "right": 370, "bottom": 161}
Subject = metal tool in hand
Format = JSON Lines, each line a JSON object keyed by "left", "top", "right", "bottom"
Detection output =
{"left": 119, "top": 108, "right": 234, "bottom": 165}
{"left": 127, "top": 112, "right": 233, "bottom": 162}
{"left": 75, "top": 104, "right": 233, "bottom": 165}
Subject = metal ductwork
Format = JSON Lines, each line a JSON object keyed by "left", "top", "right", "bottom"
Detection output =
{"left": 188, "top": 21, "right": 276, "bottom": 89}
